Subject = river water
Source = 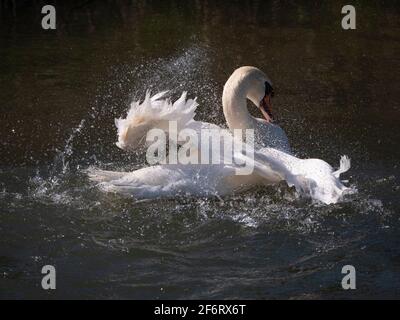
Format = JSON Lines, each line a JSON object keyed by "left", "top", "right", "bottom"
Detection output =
{"left": 0, "top": 1, "right": 399, "bottom": 299}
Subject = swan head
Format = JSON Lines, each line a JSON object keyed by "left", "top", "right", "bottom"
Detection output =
{"left": 226, "top": 66, "right": 275, "bottom": 123}
{"left": 241, "top": 67, "right": 275, "bottom": 123}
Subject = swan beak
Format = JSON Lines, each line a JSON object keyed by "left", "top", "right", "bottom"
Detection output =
{"left": 260, "top": 94, "right": 273, "bottom": 122}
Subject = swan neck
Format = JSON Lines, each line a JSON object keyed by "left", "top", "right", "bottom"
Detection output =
{"left": 222, "top": 77, "right": 254, "bottom": 131}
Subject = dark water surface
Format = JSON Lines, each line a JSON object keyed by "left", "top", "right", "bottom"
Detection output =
{"left": 1, "top": 1, "right": 399, "bottom": 299}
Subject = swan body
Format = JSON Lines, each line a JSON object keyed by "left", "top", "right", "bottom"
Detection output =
{"left": 88, "top": 67, "right": 353, "bottom": 204}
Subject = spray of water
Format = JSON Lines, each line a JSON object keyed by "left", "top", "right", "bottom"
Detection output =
{"left": 12, "top": 43, "right": 389, "bottom": 235}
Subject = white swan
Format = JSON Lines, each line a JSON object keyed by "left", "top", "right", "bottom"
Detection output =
{"left": 88, "top": 67, "right": 353, "bottom": 204}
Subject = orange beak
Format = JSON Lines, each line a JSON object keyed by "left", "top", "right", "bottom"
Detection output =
{"left": 260, "top": 94, "right": 273, "bottom": 122}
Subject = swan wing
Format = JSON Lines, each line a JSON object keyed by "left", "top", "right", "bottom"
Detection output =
{"left": 251, "top": 148, "right": 354, "bottom": 204}
{"left": 116, "top": 91, "right": 199, "bottom": 150}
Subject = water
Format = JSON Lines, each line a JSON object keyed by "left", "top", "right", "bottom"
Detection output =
{"left": 1, "top": 1, "right": 399, "bottom": 299}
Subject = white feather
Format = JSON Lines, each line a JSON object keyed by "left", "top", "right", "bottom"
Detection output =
{"left": 115, "top": 91, "right": 198, "bottom": 151}
{"left": 333, "top": 155, "right": 351, "bottom": 178}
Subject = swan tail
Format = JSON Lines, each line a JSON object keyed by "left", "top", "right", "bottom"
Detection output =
{"left": 86, "top": 167, "right": 147, "bottom": 196}
{"left": 86, "top": 168, "right": 158, "bottom": 197}
{"left": 97, "top": 183, "right": 157, "bottom": 198}
{"left": 86, "top": 167, "right": 126, "bottom": 183}
{"left": 333, "top": 155, "right": 351, "bottom": 178}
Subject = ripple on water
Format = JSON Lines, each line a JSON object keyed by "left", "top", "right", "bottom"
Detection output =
{"left": 1, "top": 42, "right": 399, "bottom": 298}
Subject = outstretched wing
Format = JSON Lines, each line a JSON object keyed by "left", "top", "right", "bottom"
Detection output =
{"left": 115, "top": 91, "right": 199, "bottom": 150}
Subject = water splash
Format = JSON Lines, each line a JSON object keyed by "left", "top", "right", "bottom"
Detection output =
{"left": 27, "top": 44, "right": 217, "bottom": 206}
{"left": 29, "top": 119, "right": 87, "bottom": 204}
{"left": 5, "top": 43, "right": 389, "bottom": 236}
{"left": 57, "top": 119, "right": 86, "bottom": 175}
